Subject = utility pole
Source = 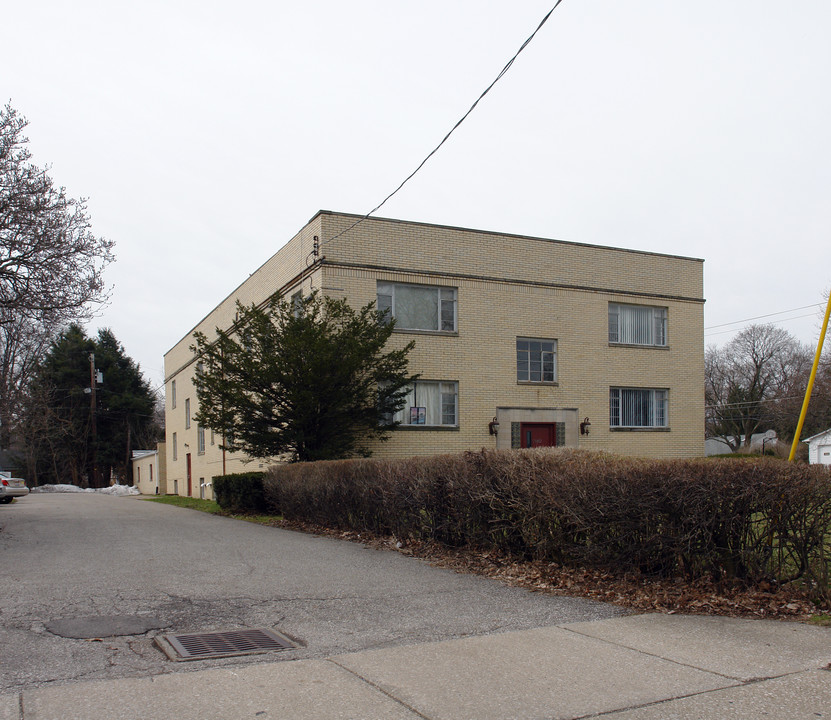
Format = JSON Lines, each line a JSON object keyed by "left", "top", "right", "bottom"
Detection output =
{"left": 789, "top": 293, "right": 831, "bottom": 461}
{"left": 89, "top": 353, "right": 98, "bottom": 487}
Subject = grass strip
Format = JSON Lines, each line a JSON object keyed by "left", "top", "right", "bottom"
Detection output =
{"left": 144, "top": 494, "right": 279, "bottom": 525}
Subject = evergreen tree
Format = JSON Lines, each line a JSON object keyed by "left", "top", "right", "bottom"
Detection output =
{"left": 23, "top": 325, "right": 158, "bottom": 486}
{"left": 23, "top": 325, "right": 93, "bottom": 485}
{"left": 93, "top": 329, "right": 159, "bottom": 479}
{"left": 192, "top": 292, "right": 417, "bottom": 462}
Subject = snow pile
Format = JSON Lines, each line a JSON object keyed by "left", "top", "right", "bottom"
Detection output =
{"left": 97, "top": 485, "right": 140, "bottom": 496}
{"left": 31, "top": 484, "right": 140, "bottom": 496}
{"left": 31, "top": 484, "right": 93, "bottom": 493}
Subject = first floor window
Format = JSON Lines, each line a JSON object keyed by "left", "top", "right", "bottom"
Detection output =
{"left": 185, "top": 398, "right": 191, "bottom": 429}
{"left": 610, "top": 388, "right": 668, "bottom": 428}
{"left": 197, "top": 425, "right": 205, "bottom": 454}
{"left": 172, "top": 432, "right": 178, "bottom": 460}
{"left": 394, "top": 380, "right": 458, "bottom": 426}
{"left": 516, "top": 338, "right": 557, "bottom": 382}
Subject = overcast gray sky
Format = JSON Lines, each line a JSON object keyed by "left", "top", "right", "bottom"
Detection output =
{"left": 4, "top": 1, "right": 830, "bottom": 390}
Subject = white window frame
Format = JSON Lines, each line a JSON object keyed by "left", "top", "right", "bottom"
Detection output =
{"left": 172, "top": 432, "right": 178, "bottom": 461}
{"left": 608, "top": 303, "right": 668, "bottom": 347}
{"left": 197, "top": 424, "right": 205, "bottom": 454}
{"left": 377, "top": 281, "right": 457, "bottom": 332}
{"left": 516, "top": 338, "right": 557, "bottom": 383}
{"left": 185, "top": 398, "right": 191, "bottom": 429}
{"left": 393, "top": 380, "right": 458, "bottom": 427}
{"left": 171, "top": 380, "right": 176, "bottom": 409}
{"left": 610, "top": 387, "right": 668, "bottom": 428}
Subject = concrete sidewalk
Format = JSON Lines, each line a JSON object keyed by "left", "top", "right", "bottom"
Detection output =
{"left": 3, "top": 614, "right": 830, "bottom": 720}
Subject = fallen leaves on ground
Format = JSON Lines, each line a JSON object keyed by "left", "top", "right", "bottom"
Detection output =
{"left": 277, "top": 518, "right": 830, "bottom": 622}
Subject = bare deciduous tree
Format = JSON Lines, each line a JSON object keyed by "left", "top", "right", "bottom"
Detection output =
{"left": 1, "top": 103, "right": 115, "bottom": 464}
{"left": 0, "top": 312, "right": 61, "bottom": 449}
{"left": 1, "top": 103, "right": 114, "bottom": 322}
{"left": 705, "top": 324, "right": 809, "bottom": 450}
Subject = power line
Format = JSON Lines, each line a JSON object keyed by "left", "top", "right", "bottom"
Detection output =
{"left": 320, "top": 1, "right": 566, "bottom": 250}
{"left": 704, "top": 304, "right": 823, "bottom": 331}
{"left": 704, "top": 312, "right": 820, "bottom": 338}
{"left": 705, "top": 395, "right": 806, "bottom": 411}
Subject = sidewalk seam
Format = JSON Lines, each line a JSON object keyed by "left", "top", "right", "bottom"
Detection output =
{"left": 569, "top": 669, "right": 817, "bottom": 719}
{"left": 560, "top": 625, "right": 744, "bottom": 681}
{"left": 325, "top": 658, "right": 433, "bottom": 720}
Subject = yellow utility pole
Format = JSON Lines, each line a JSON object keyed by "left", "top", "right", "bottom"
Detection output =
{"left": 789, "top": 293, "right": 831, "bottom": 461}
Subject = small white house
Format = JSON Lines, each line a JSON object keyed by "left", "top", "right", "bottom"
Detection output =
{"left": 804, "top": 429, "right": 831, "bottom": 466}
{"left": 131, "top": 443, "right": 167, "bottom": 495}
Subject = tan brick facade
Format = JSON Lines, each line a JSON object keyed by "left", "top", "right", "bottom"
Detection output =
{"left": 164, "top": 211, "right": 705, "bottom": 498}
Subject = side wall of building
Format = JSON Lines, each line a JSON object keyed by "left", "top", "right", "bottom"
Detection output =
{"left": 163, "top": 216, "right": 324, "bottom": 499}
{"left": 132, "top": 444, "right": 166, "bottom": 495}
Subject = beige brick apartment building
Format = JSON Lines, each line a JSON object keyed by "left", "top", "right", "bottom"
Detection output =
{"left": 164, "top": 211, "right": 705, "bottom": 499}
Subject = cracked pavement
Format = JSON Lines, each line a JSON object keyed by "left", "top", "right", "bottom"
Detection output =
{"left": 0, "top": 493, "right": 624, "bottom": 693}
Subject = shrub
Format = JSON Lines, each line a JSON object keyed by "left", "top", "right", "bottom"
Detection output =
{"left": 213, "top": 472, "right": 267, "bottom": 514}
{"left": 263, "top": 449, "right": 831, "bottom": 598}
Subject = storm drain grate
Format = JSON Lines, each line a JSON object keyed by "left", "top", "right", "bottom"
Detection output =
{"left": 158, "top": 628, "right": 296, "bottom": 661}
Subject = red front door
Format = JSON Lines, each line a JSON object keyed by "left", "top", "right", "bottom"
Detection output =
{"left": 520, "top": 423, "right": 556, "bottom": 448}
{"left": 186, "top": 453, "right": 192, "bottom": 496}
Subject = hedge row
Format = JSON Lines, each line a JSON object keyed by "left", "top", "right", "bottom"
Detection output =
{"left": 263, "top": 449, "right": 831, "bottom": 597}
{"left": 213, "top": 472, "right": 266, "bottom": 514}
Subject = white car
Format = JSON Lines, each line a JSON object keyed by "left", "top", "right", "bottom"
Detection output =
{"left": 0, "top": 476, "right": 29, "bottom": 503}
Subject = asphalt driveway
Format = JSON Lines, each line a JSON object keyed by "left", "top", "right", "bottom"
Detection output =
{"left": 0, "top": 493, "right": 623, "bottom": 692}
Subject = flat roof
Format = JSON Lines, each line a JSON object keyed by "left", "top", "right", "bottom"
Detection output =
{"left": 311, "top": 209, "right": 705, "bottom": 264}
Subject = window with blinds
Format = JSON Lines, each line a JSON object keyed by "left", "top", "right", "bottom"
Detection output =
{"left": 610, "top": 388, "right": 668, "bottom": 428}
{"left": 609, "top": 303, "right": 667, "bottom": 346}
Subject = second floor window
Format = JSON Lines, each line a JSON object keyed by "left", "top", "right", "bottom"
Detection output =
{"left": 291, "top": 291, "right": 303, "bottom": 317}
{"left": 185, "top": 398, "right": 191, "bottom": 429}
{"left": 609, "top": 303, "right": 667, "bottom": 346}
{"left": 377, "top": 282, "right": 456, "bottom": 332}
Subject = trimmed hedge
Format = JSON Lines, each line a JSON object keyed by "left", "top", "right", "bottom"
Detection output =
{"left": 213, "top": 472, "right": 267, "bottom": 514}
{"left": 264, "top": 449, "right": 831, "bottom": 598}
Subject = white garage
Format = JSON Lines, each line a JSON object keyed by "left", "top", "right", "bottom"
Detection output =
{"left": 804, "top": 429, "right": 831, "bottom": 466}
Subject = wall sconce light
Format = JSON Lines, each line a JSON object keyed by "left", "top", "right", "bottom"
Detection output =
{"left": 580, "top": 417, "right": 591, "bottom": 436}
{"left": 183, "top": 443, "right": 190, "bottom": 448}
{"left": 488, "top": 417, "right": 500, "bottom": 435}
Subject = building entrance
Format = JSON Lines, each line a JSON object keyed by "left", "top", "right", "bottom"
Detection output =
{"left": 520, "top": 422, "right": 556, "bottom": 448}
